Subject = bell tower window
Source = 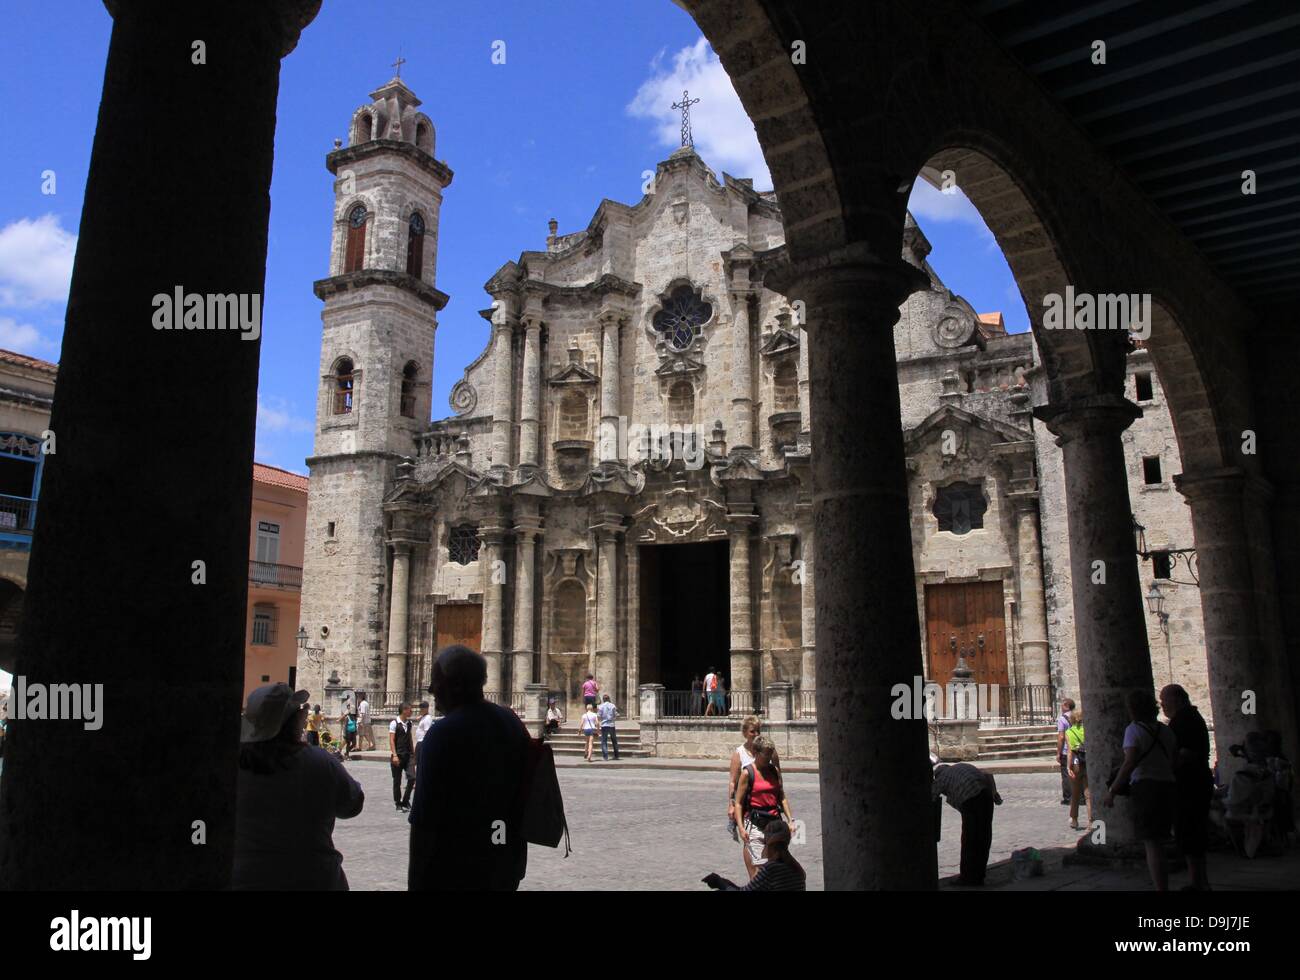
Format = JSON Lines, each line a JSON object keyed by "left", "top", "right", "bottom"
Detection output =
{"left": 406, "top": 212, "right": 425, "bottom": 279}
{"left": 333, "top": 358, "right": 355, "bottom": 415}
{"left": 400, "top": 362, "right": 418, "bottom": 419}
{"left": 344, "top": 205, "right": 367, "bottom": 273}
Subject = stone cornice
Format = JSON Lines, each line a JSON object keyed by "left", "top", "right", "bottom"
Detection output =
{"left": 306, "top": 449, "right": 405, "bottom": 467}
{"left": 325, "top": 139, "right": 453, "bottom": 188}
{"left": 314, "top": 269, "right": 450, "bottom": 311}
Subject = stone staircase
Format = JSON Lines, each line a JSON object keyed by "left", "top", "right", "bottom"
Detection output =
{"left": 542, "top": 724, "right": 651, "bottom": 759}
{"left": 978, "top": 724, "right": 1058, "bottom": 761}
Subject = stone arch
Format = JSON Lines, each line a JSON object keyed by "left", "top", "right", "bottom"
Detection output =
{"left": 350, "top": 108, "right": 375, "bottom": 147}
{"left": 413, "top": 113, "right": 435, "bottom": 154}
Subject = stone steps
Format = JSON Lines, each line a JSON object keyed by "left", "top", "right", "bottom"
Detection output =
{"left": 977, "top": 724, "right": 1058, "bottom": 761}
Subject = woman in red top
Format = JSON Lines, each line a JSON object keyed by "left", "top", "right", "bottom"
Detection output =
{"left": 734, "top": 736, "right": 796, "bottom": 879}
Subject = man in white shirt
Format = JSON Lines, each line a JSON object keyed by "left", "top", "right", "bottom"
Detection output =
{"left": 358, "top": 695, "right": 374, "bottom": 750}
{"left": 704, "top": 669, "right": 717, "bottom": 716}
{"left": 414, "top": 700, "right": 434, "bottom": 770}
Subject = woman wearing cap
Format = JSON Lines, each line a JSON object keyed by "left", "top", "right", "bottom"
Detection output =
{"left": 235, "top": 683, "right": 366, "bottom": 891}
{"left": 702, "top": 820, "right": 806, "bottom": 891}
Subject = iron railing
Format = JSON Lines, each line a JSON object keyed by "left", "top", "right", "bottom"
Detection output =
{"left": 929, "top": 682, "right": 1057, "bottom": 727}
{"left": 0, "top": 494, "right": 35, "bottom": 533}
{"left": 656, "top": 690, "right": 763, "bottom": 718}
{"left": 796, "top": 690, "right": 817, "bottom": 719}
{"left": 248, "top": 560, "right": 303, "bottom": 589}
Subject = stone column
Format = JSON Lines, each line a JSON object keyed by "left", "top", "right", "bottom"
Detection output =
{"left": 796, "top": 502, "right": 816, "bottom": 691}
{"left": 490, "top": 315, "right": 515, "bottom": 471}
{"left": 1175, "top": 467, "right": 1296, "bottom": 772}
{"left": 0, "top": 1, "right": 317, "bottom": 890}
{"left": 797, "top": 315, "right": 811, "bottom": 447}
{"left": 599, "top": 313, "right": 621, "bottom": 464}
{"left": 768, "top": 246, "right": 935, "bottom": 890}
{"left": 511, "top": 516, "right": 542, "bottom": 695}
{"left": 480, "top": 524, "right": 507, "bottom": 695}
{"left": 1009, "top": 494, "right": 1050, "bottom": 686}
{"left": 384, "top": 542, "right": 412, "bottom": 699}
{"left": 731, "top": 290, "right": 754, "bottom": 451}
{"left": 729, "top": 519, "right": 757, "bottom": 695}
{"left": 519, "top": 316, "right": 542, "bottom": 468}
{"left": 1036, "top": 394, "right": 1153, "bottom": 850}
{"left": 593, "top": 521, "right": 621, "bottom": 688}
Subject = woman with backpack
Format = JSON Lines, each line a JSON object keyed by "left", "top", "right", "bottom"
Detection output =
{"left": 1103, "top": 689, "right": 1179, "bottom": 890}
{"left": 733, "top": 735, "right": 795, "bottom": 879}
{"left": 1065, "top": 707, "right": 1090, "bottom": 831}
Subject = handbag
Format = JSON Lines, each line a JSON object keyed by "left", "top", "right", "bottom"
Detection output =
{"left": 1108, "top": 722, "right": 1162, "bottom": 796}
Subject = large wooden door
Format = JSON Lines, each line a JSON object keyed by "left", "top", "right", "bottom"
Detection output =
{"left": 435, "top": 603, "right": 482, "bottom": 654}
{"left": 924, "top": 581, "right": 1008, "bottom": 688}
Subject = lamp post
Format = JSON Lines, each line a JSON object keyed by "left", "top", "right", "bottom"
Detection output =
{"left": 1144, "top": 582, "right": 1175, "bottom": 684}
{"left": 297, "top": 626, "right": 327, "bottom": 704}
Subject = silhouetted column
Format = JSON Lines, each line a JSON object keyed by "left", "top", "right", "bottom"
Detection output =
{"left": 1037, "top": 394, "right": 1152, "bottom": 849}
{"left": 511, "top": 517, "right": 542, "bottom": 695}
{"left": 384, "top": 543, "right": 411, "bottom": 699}
{"left": 0, "top": 0, "right": 319, "bottom": 890}
{"left": 769, "top": 247, "right": 935, "bottom": 890}
{"left": 1175, "top": 467, "right": 1297, "bottom": 773}
{"left": 480, "top": 525, "right": 507, "bottom": 694}
{"left": 519, "top": 316, "right": 541, "bottom": 468}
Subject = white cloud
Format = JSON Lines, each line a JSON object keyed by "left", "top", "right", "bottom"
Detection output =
{"left": 256, "top": 396, "right": 312, "bottom": 436}
{"left": 906, "top": 180, "right": 985, "bottom": 225}
{"left": 0, "top": 316, "right": 54, "bottom": 355}
{"left": 627, "top": 38, "right": 771, "bottom": 191}
{"left": 0, "top": 215, "right": 76, "bottom": 308}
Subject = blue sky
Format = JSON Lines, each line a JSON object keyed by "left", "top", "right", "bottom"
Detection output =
{"left": 0, "top": 0, "right": 1026, "bottom": 475}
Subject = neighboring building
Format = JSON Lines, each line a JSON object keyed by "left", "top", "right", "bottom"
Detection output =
{"left": 0, "top": 349, "right": 56, "bottom": 674}
{"left": 245, "top": 463, "right": 309, "bottom": 699}
{"left": 298, "top": 76, "right": 1210, "bottom": 744}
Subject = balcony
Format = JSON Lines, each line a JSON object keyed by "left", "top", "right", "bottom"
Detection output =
{"left": 0, "top": 494, "right": 35, "bottom": 534}
{"left": 248, "top": 560, "right": 303, "bottom": 590}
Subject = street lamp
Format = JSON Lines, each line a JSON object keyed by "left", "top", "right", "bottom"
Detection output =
{"left": 297, "top": 626, "right": 327, "bottom": 702}
{"left": 1145, "top": 581, "right": 1169, "bottom": 635}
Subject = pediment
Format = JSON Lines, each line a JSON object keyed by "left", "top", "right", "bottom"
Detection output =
{"left": 549, "top": 361, "right": 598, "bottom": 385}
{"left": 904, "top": 405, "right": 1030, "bottom": 453}
{"left": 654, "top": 354, "right": 706, "bottom": 378}
{"left": 759, "top": 328, "right": 800, "bottom": 358}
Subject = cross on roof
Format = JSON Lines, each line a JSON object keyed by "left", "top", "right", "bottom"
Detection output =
{"left": 671, "top": 89, "right": 700, "bottom": 148}
{"left": 391, "top": 55, "right": 406, "bottom": 78}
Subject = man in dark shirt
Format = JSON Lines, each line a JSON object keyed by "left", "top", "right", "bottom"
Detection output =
{"left": 408, "top": 645, "right": 530, "bottom": 891}
{"left": 1161, "top": 684, "right": 1212, "bottom": 891}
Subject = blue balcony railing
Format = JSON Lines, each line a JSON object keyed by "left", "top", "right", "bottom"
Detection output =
{"left": 0, "top": 494, "right": 36, "bottom": 533}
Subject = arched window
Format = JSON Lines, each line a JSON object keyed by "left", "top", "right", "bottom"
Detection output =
{"left": 400, "top": 361, "right": 418, "bottom": 419}
{"left": 668, "top": 380, "right": 694, "bottom": 427}
{"left": 354, "top": 112, "right": 372, "bottom": 146}
{"left": 653, "top": 285, "right": 712, "bottom": 352}
{"left": 406, "top": 212, "right": 425, "bottom": 278}
{"left": 333, "top": 358, "right": 354, "bottom": 415}
{"left": 344, "top": 205, "right": 367, "bottom": 274}
{"left": 933, "top": 481, "right": 987, "bottom": 535}
{"left": 415, "top": 121, "right": 430, "bottom": 152}
{"left": 773, "top": 359, "right": 798, "bottom": 413}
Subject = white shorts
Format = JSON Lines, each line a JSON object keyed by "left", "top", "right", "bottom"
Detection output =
{"left": 743, "top": 818, "right": 768, "bottom": 867}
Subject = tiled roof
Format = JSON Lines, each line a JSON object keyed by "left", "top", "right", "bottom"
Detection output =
{"left": 976, "top": 312, "right": 1006, "bottom": 338}
{"left": 253, "top": 462, "right": 309, "bottom": 492}
{"left": 0, "top": 348, "right": 58, "bottom": 374}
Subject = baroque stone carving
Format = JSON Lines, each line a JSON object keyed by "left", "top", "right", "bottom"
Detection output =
{"left": 449, "top": 380, "right": 477, "bottom": 416}
{"left": 933, "top": 308, "right": 975, "bottom": 348}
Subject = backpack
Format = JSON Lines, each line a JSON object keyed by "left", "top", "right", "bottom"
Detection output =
{"left": 740, "top": 763, "right": 783, "bottom": 818}
{"left": 345, "top": 715, "right": 357, "bottom": 734}
{"left": 514, "top": 733, "right": 571, "bottom": 856}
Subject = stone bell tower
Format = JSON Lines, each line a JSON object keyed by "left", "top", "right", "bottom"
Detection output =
{"left": 298, "top": 73, "right": 454, "bottom": 706}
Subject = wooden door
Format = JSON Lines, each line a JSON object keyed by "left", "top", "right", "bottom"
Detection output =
{"left": 923, "top": 581, "right": 1009, "bottom": 689}
{"left": 435, "top": 603, "right": 482, "bottom": 654}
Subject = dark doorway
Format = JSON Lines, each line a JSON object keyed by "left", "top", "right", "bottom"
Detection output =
{"left": 639, "top": 540, "right": 729, "bottom": 692}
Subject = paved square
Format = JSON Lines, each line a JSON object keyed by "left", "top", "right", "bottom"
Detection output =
{"left": 332, "top": 762, "right": 1086, "bottom": 890}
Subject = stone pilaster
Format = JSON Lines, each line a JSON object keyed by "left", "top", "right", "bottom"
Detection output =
{"left": 599, "top": 312, "right": 621, "bottom": 464}
{"left": 490, "top": 315, "right": 514, "bottom": 472}
{"left": 1009, "top": 493, "right": 1050, "bottom": 686}
{"left": 1036, "top": 394, "right": 1152, "bottom": 849}
{"left": 593, "top": 520, "right": 621, "bottom": 689}
{"left": 511, "top": 516, "right": 543, "bottom": 695}
{"left": 1175, "top": 467, "right": 1297, "bottom": 771}
{"left": 767, "top": 244, "right": 935, "bottom": 890}
{"left": 795, "top": 498, "right": 816, "bottom": 692}
{"left": 384, "top": 542, "right": 412, "bottom": 699}
{"left": 519, "top": 315, "right": 542, "bottom": 468}
{"left": 728, "top": 518, "right": 757, "bottom": 693}
{"left": 797, "top": 315, "right": 811, "bottom": 447}
{"left": 480, "top": 524, "right": 507, "bottom": 694}
{"left": 731, "top": 289, "right": 755, "bottom": 451}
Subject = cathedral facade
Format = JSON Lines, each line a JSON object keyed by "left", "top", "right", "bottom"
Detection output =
{"left": 298, "top": 77, "right": 1210, "bottom": 732}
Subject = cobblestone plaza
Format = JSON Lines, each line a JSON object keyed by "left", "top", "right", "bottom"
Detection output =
{"left": 333, "top": 763, "right": 1086, "bottom": 890}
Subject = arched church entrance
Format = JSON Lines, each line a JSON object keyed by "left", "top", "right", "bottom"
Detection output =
{"left": 637, "top": 540, "right": 729, "bottom": 702}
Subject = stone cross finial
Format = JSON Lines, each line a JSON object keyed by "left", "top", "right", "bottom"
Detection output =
{"left": 391, "top": 55, "right": 406, "bottom": 78}
{"left": 671, "top": 89, "right": 700, "bottom": 147}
